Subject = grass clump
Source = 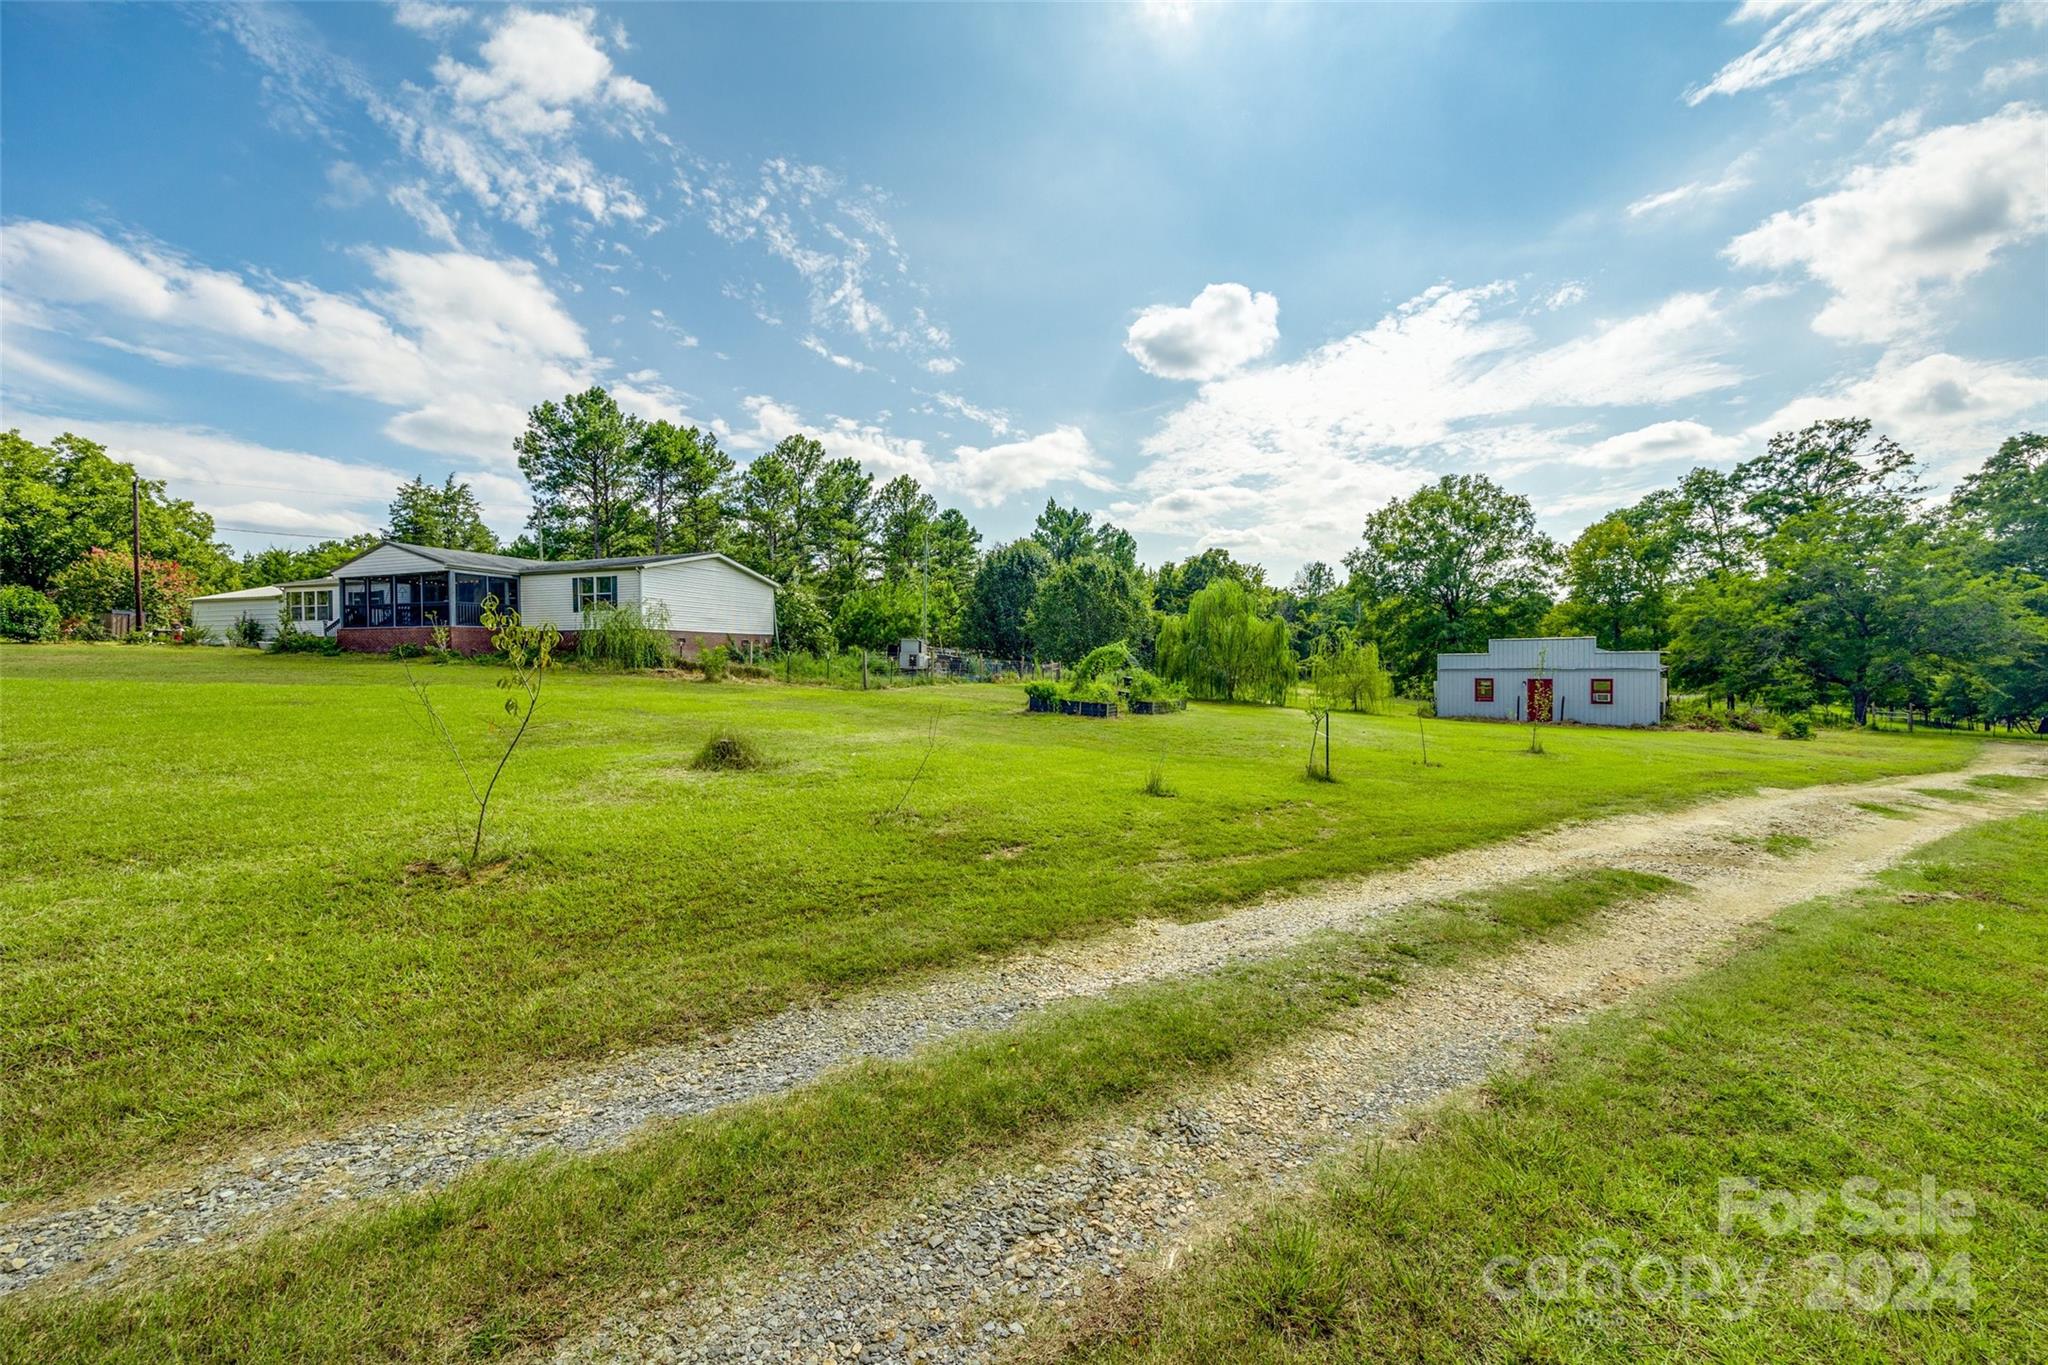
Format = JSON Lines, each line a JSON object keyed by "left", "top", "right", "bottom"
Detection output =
{"left": 1141, "top": 763, "right": 1176, "bottom": 798}
{"left": 692, "top": 732, "right": 765, "bottom": 772}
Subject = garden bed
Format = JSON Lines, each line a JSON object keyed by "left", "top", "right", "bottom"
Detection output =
{"left": 1059, "top": 699, "right": 1119, "bottom": 719}
{"left": 1127, "top": 698, "right": 1186, "bottom": 715}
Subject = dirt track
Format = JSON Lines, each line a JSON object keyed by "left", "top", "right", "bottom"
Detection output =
{"left": 3, "top": 748, "right": 2041, "bottom": 1302}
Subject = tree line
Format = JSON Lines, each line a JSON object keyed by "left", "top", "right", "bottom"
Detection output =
{"left": 4, "top": 401, "right": 2042, "bottom": 729}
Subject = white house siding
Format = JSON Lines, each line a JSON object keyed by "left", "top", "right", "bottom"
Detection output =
{"left": 520, "top": 568, "right": 643, "bottom": 631}
{"left": 333, "top": 543, "right": 446, "bottom": 577}
{"left": 639, "top": 558, "right": 775, "bottom": 639}
{"left": 191, "top": 589, "right": 282, "bottom": 642}
{"left": 1435, "top": 638, "right": 1665, "bottom": 728}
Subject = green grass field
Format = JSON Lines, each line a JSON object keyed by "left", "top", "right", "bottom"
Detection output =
{"left": 1050, "top": 811, "right": 2048, "bottom": 1363}
{"left": 0, "top": 644, "right": 1983, "bottom": 1203}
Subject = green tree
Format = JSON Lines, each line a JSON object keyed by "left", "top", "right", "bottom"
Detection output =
{"left": 239, "top": 534, "right": 383, "bottom": 586}
{"left": 0, "top": 430, "right": 236, "bottom": 591}
{"left": 1951, "top": 432, "right": 2046, "bottom": 578}
{"left": 1154, "top": 577, "right": 1295, "bottom": 704}
{"left": 1309, "top": 633, "right": 1393, "bottom": 712}
{"left": 636, "top": 422, "right": 732, "bottom": 555}
{"left": 1543, "top": 512, "right": 1672, "bottom": 649}
{"left": 834, "top": 578, "right": 922, "bottom": 653}
{"left": 50, "top": 548, "right": 199, "bottom": 626}
{"left": 964, "top": 539, "right": 1051, "bottom": 657}
{"left": 1026, "top": 554, "right": 1151, "bottom": 664}
{"left": 874, "top": 475, "right": 938, "bottom": 583}
{"left": 1344, "top": 474, "right": 1557, "bottom": 686}
{"left": 386, "top": 475, "right": 498, "bottom": 551}
{"left": 1154, "top": 548, "right": 1265, "bottom": 616}
{"left": 733, "top": 435, "right": 829, "bottom": 585}
{"left": 514, "top": 387, "right": 644, "bottom": 559}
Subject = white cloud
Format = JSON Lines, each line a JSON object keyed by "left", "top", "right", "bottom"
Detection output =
{"left": 1561, "top": 419, "right": 1749, "bottom": 469}
{"left": 0, "top": 331, "right": 147, "bottom": 407}
{"left": 392, "top": 0, "right": 469, "bottom": 36}
{"left": 0, "top": 221, "right": 593, "bottom": 463}
{"left": 323, "top": 161, "right": 375, "bottom": 208}
{"left": 431, "top": 7, "right": 659, "bottom": 142}
{"left": 800, "top": 334, "right": 873, "bottom": 373}
{"left": 1123, "top": 282, "right": 1280, "bottom": 381}
{"left": 1686, "top": 0, "right": 1968, "bottom": 105}
{"left": 388, "top": 182, "right": 462, "bottom": 248}
{"left": 927, "top": 391, "right": 1013, "bottom": 437}
{"left": 942, "top": 426, "right": 1113, "bottom": 507}
{"left": 1982, "top": 56, "right": 2048, "bottom": 91}
{"left": 1117, "top": 281, "right": 1740, "bottom": 564}
{"left": 1724, "top": 105, "right": 2048, "bottom": 342}
{"left": 923, "top": 356, "right": 961, "bottom": 376}
{"left": 649, "top": 308, "right": 698, "bottom": 347}
{"left": 1544, "top": 281, "right": 1588, "bottom": 309}
{"left": 1748, "top": 349, "right": 2048, "bottom": 483}
{"left": 1626, "top": 152, "right": 1756, "bottom": 218}
{"left": 2, "top": 411, "right": 405, "bottom": 536}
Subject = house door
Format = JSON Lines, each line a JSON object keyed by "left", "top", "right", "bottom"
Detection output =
{"left": 1526, "top": 677, "right": 1555, "bottom": 723}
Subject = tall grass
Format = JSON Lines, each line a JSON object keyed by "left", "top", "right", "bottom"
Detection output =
{"left": 574, "top": 603, "right": 673, "bottom": 670}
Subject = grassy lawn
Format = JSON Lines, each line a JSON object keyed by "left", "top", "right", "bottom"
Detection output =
{"left": 1051, "top": 810, "right": 2048, "bottom": 1363}
{"left": 0, "top": 868, "right": 1677, "bottom": 1362}
{"left": 0, "top": 644, "right": 1980, "bottom": 1202}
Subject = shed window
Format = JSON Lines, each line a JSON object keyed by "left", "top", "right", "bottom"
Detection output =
{"left": 573, "top": 575, "right": 619, "bottom": 612}
{"left": 1591, "top": 677, "right": 1614, "bottom": 705}
{"left": 1474, "top": 677, "right": 1495, "bottom": 703}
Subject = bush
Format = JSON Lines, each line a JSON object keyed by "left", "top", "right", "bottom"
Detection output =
{"left": 1023, "top": 679, "right": 1061, "bottom": 708}
{"left": 270, "top": 629, "right": 341, "bottom": 656}
{"left": 67, "top": 617, "right": 111, "bottom": 642}
{"left": 1126, "top": 668, "right": 1183, "bottom": 702}
{"left": 692, "top": 732, "right": 765, "bottom": 771}
{"left": 228, "top": 615, "right": 267, "bottom": 648}
{"left": 699, "top": 643, "right": 732, "bottom": 682}
{"left": 121, "top": 630, "right": 154, "bottom": 645}
{"left": 1072, "top": 639, "right": 1137, "bottom": 685}
{"left": 575, "top": 602, "right": 673, "bottom": 671}
{"left": 179, "top": 623, "right": 218, "bottom": 645}
{"left": 0, "top": 585, "right": 60, "bottom": 642}
{"left": 1778, "top": 714, "right": 1814, "bottom": 740}
{"left": 1064, "top": 678, "right": 1116, "bottom": 704}
{"left": 389, "top": 642, "right": 429, "bottom": 660}
{"left": 1415, "top": 701, "right": 1436, "bottom": 719}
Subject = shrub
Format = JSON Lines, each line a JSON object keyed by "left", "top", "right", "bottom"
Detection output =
{"left": 0, "top": 585, "right": 60, "bottom": 642}
{"left": 1126, "top": 668, "right": 1183, "bottom": 702}
{"left": 1064, "top": 678, "right": 1116, "bottom": 704}
{"left": 1072, "top": 639, "right": 1137, "bottom": 686}
{"left": 270, "top": 629, "right": 341, "bottom": 656}
{"left": 575, "top": 602, "right": 673, "bottom": 671}
{"left": 228, "top": 615, "right": 267, "bottom": 648}
{"left": 1023, "top": 679, "right": 1062, "bottom": 708}
{"left": 389, "top": 642, "right": 429, "bottom": 660}
{"left": 1778, "top": 714, "right": 1814, "bottom": 740}
{"left": 121, "top": 630, "right": 154, "bottom": 645}
{"left": 698, "top": 643, "right": 732, "bottom": 682}
{"left": 67, "top": 617, "right": 111, "bottom": 642}
{"left": 179, "top": 622, "right": 218, "bottom": 646}
{"left": 1415, "top": 701, "right": 1436, "bottom": 719}
{"left": 692, "top": 732, "right": 764, "bottom": 771}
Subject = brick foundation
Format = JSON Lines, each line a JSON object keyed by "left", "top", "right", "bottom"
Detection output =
{"left": 338, "top": 626, "right": 772, "bottom": 660}
{"left": 338, "top": 626, "right": 498, "bottom": 655}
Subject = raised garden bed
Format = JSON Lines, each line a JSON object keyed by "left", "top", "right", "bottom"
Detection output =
{"left": 1026, "top": 693, "right": 1058, "bottom": 713}
{"left": 1058, "top": 699, "right": 1119, "bottom": 718}
{"left": 1127, "top": 698, "right": 1187, "bottom": 715}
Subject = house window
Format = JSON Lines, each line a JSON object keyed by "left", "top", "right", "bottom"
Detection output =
{"left": 287, "top": 589, "right": 333, "bottom": 623}
{"left": 1474, "top": 677, "right": 1495, "bottom": 703}
{"left": 573, "top": 575, "right": 619, "bottom": 612}
{"left": 1591, "top": 677, "right": 1615, "bottom": 705}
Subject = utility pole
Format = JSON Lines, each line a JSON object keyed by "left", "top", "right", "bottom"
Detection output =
{"left": 131, "top": 475, "right": 145, "bottom": 632}
{"left": 918, "top": 524, "right": 931, "bottom": 685}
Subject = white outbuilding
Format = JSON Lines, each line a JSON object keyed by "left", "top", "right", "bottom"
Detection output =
{"left": 1434, "top": 636, "right": 1666, "bottom": 728}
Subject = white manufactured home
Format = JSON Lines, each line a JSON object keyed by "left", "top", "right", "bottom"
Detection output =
{"left": 1434, "top": 636, "right": 1666, "bottom": 728}
{"left": 190, "top": 541, "right": 777, "bottom": 657}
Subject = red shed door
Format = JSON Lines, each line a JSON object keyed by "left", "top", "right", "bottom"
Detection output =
{"left": 1526, "top": 677, "right": 1555, "bottom": 723}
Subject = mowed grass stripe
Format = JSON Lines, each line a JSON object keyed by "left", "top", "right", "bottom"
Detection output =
{"left": 0, "top": 646, "right": 1975, "bottom": 1200}
{"left": 1047, "top": 812, "right": 2048, "bottom": 1364}
{"left": 0, "top": 869, "right": 1679, "bottom": 1363}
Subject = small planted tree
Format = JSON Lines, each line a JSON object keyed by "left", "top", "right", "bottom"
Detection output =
{"left": 406, "top": 595, "right": 560, "bottom": 864}
{"left": 1306, "top": 705, "right": 1334, "bottom": 782}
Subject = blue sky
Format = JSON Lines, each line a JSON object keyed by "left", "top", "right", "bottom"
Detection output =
{"left": 3, "top": 1, "right": 2044, "bottom": 575}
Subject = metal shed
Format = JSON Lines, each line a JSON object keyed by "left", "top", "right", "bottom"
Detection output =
{"left": 1434, "top": 636, "right": 1666, "bottom": 728}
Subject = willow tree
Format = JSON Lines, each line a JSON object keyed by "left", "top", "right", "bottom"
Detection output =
{"left": 1155, "top": 579, "right": 1295, "bottom": 704}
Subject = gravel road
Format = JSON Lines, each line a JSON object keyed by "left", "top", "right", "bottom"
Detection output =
{"left": 2, "top": 753, "right": 2038, "bottom": 1300}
